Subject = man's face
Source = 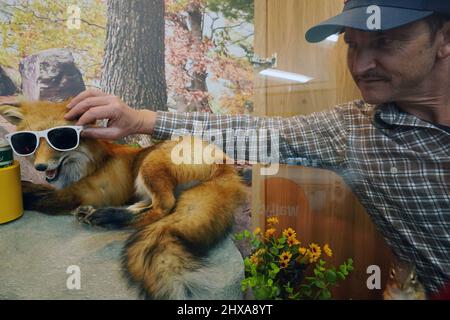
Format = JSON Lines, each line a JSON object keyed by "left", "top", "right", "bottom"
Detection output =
{"left": 345, "top": 20, "right": 439, "bottom": 104}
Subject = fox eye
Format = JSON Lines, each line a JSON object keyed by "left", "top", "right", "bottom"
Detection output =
{"left": 390, "top": 269, "right": 396, "bottom": 279}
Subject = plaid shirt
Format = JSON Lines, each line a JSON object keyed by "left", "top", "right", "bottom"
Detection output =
{"left": 153, "top": 100, "right": 450, "bottom": 294}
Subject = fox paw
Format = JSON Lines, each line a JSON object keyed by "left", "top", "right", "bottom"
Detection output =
{"left": 72, "top": 206, "right": 97, "bottom": 225}
{"left": 21, "top": 181, "right": 54, "bottom": 211}
{"left": 73, "top": 206, "right": 134, "bottom": 229}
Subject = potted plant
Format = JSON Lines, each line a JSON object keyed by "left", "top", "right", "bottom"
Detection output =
{"left": 235, "top": 217, "right": 354, "bottom": 300}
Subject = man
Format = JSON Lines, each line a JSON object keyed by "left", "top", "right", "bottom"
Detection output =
{"left": 65, "top": 1, "right": 450, "bottom": 296}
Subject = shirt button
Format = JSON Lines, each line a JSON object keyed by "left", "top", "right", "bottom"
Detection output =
{"left": 391, "top": 167, "right": 398, "bottom": 174}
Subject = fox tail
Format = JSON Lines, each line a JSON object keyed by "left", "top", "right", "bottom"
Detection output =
{"left": 122, "top": 168, "right": 246, "bottom": 299}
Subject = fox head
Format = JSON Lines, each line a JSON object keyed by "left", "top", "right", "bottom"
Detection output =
{"left": 0, "top": 100, "right": 100, "bottom": 189}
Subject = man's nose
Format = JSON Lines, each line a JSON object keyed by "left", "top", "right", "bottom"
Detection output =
{"left": 35, "top": 163, "right": 48, "bottom": 171}
{"left": 351, "top": 49, "right": 377, "bottom": 76}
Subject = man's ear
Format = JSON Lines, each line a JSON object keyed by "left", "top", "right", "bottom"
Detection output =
{"left": 0, "top": 97, "right": 23, "bottom": 126}
{"left": 437, "top": 22, "right": 450, "bottom": 59}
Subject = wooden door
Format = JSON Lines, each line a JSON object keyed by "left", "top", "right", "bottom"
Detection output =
{"left": 252, "top": 0, "right": 394, "bottom": 300}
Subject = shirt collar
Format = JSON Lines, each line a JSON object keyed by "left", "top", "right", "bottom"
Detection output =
{"left": 373, "top": 103, "right": 449, "bottom": 134}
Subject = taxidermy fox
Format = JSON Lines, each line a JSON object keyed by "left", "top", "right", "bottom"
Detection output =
{"left": 0, "top": 100, "right": 246, "bottom": 299}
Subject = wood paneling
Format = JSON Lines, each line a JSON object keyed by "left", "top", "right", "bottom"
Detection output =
{"left": 252, "top": 0, "right": 394, "bottom": 299}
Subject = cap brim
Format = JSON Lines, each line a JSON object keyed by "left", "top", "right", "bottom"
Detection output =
{"left": 305, "top": 6, "right": 433, "bottom": 43}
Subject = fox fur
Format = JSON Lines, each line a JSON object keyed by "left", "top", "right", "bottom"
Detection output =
{"left": 0, "top": 100, "right": 247, "bottom": 299}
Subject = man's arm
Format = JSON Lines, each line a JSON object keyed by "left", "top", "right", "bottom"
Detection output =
{"left": 152, "top": 107, "right": 349, "bottom": 168}
{"left": 66, "top": 89, "right": 350, "bottom": 168}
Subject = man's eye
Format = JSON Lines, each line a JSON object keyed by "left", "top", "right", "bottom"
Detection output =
{"left": 376, "top": 38, "right": 393, "bottom": 47}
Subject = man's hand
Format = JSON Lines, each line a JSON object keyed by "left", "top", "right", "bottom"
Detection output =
{"left": 65, "top": 89, "right": 157, "bottom": 140}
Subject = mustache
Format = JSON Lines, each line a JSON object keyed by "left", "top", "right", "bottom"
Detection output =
{"left": 355, "top": 71, "right": 390, "bottom": 81}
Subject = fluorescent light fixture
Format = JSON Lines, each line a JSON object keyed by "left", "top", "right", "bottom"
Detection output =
{"left": 259, "top": 69, "right": 313, "bottom": 83}
{"left": 325, "top": 34, "right": 339, "bottom": 42}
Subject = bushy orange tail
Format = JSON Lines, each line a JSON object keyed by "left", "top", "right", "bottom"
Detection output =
{"left": 122, "top": 168, "right": 246, "bottom": 299}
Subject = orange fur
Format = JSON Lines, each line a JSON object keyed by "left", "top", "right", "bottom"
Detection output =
{"left": 1, "top": 100, "right": 247, "bottom": 299}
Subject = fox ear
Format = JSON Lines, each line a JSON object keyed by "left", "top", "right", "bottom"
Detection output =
{"left": 0, "top": 97, "right": 23, "bottom": 125}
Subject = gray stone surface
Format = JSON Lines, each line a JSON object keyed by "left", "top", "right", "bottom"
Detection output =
{"left": 0, "top": 66, "right": 19, "bottom": 96}
{"left": 19, "top": 48, "right": 85, "bottom": 101}
{"left": 0, "top": 211, "right": 245, "bottom": 300}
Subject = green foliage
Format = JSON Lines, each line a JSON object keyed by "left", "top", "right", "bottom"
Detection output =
{"left": 207, "top": 0, "right": 254, "bottom": 23}
{"left": 0, "top": 0, "right": 106, "bottom": 85}
{"left": 235, "top": 218, "right": 354, "bottom": 300}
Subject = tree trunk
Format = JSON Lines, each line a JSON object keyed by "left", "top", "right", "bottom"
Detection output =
{"left": 101, "top": 0, "right": 167, "bottom": 146}
{"left": 187, "top": 3, "right": 211, "bottom": 112}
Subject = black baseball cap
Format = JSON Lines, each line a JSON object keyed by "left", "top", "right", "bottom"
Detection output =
{"left": 305, "top": 0, "right": 450, "bottom": 43}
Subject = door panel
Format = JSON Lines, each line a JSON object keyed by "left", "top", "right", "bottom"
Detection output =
{"left": 253, "top": 0, "right": 394, "bottom": 300}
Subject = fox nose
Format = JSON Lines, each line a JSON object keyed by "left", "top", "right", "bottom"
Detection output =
{"left": 35, "top": 163, "right": 48, "bottom": 172}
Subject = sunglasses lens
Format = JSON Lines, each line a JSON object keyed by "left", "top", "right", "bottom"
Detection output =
{"left": 47, "top": 128, "right": 79, "bottom": 150}
{"left": 10, "top": 132, "right": 38, "bottom": 155}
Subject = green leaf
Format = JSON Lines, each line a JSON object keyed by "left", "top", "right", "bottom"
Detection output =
{"left": 315, "top": 280, "right": 326, "bottom": 289}
{"left": 299, "top": 285, "right": 312, "bottom": 297}
{"left": 319, "top": 289, "right": 332, "bottom": 300}
{"left": 314, "top": 269, "right": 324, "bottom": 278}
{"left": 337, "top": 271, "right": 346, "bottom": 280}
{"left": 339, "top": 265, "right": 349, "bottom": 276}
{"left": 243, "top": 230, "right": 251, "bottom": 238}
{"left": 252, "top": 239, "right": 261, "bottom": 248}
{"left": 325, "top": 270, "right": 337, "bottom": 283}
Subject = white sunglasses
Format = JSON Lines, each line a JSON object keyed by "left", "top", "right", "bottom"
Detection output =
{"left": 5, "top": 126, "right": 84, "bottom": 156}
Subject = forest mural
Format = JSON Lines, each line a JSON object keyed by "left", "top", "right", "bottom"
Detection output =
{"left": 0, "top": 0, "right": 254, "bottom": 115}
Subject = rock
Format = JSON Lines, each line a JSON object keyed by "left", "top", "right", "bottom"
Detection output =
{"left": 0, "top": 66, "right": 20, "bottom": 96}
{"left": 0, "top": 212, "right": 245, "bottom": 300}
{"left": 19, "top": 49, "right": 85, "bottom": 101}
{"left": 194, "top": 235, "right": 245, "bottom": 300}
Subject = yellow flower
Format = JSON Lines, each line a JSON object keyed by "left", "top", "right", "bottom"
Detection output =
{"left": 309, "top": 243, "right": 322, "bottom": 263}
{"left": 309, "top": 243, "right": 321, "bottom": 255}
{"left": 253, "top": 227, "right": 262, "bottom": 235}
{"left": 250, "top": 254, "right": 261, "bottom": 265}
{"left": 309, "top": 254, "right": 320, "bottom": 263}
{"left": 282, "top": 227, "right": 296, "bottom": 239}
{"left": 323, "top": 244, "right": 333, "bottom": 257}
{"left": 279, "top": 251, "right": 292, "bottom": 262}
{"left": 298, "top": 247, "right": 307, "bottom": 255}
{"left": 279, "top": 260, "right": 289, "bottom": 268}
{"left": 287, "top": 236, "right": 300, "bottom": 247}
{"left": 266, "top": 216, "right": 279, "bottom": 226}
{"left": 265, "top": 228, "right": 276, "bottom": 238}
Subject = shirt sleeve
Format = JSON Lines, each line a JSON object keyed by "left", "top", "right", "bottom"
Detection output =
{"left": 152, "top": 104, "right": 351, "bottom": 168}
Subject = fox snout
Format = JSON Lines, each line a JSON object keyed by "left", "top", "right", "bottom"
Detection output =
{"left": 33, "top": 139, "right": 63, "bottom": 168}
{"left": 34, "top": 163, "right": 48, "bottom": 171}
